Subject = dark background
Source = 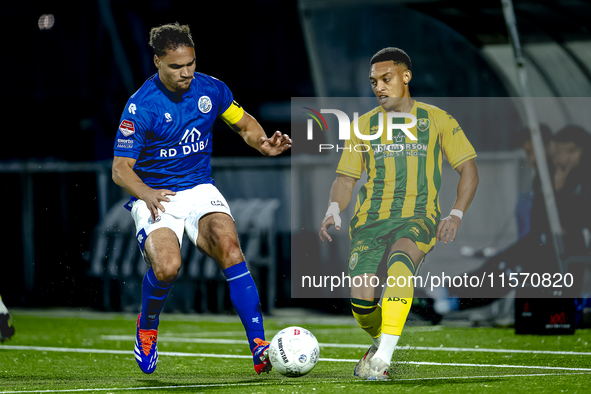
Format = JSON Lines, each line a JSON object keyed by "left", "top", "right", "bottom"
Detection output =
{"left": 1, "top": 1, "right": 312, "bottom": 162}
{"left": 2, "top": 0, "right": 591, "bottom": 311}
{"left": 0, "top": 0, "right": 310, "bottom": 308}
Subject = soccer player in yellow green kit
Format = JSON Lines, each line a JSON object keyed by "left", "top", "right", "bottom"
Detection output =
{"left": 319, "top": 48, "right": 479, "bottom": 379}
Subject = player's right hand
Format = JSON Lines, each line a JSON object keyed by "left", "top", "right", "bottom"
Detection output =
{"left": 140, "top": 188, "right": 176, "bottom": 222}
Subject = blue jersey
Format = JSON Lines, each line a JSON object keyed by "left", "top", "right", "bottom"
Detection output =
{"left": 114, "top": 72, "right": 244, "bottom": 209}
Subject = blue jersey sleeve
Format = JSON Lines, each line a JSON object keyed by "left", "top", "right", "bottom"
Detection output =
{"left": 209, "top": 77, "right": 234, "bottom": 115}
{"left": 113, "top": 99, "right": 151, "bottom": 159}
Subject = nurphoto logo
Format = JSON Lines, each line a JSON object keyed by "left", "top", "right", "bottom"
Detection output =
{"left": 304, "top": 107, "right": 417, "bottom": 152}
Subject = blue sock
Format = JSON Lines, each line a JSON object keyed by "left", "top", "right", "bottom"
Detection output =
{"left": 139, "top": 268, "right": 172, "bottom": 330}
{"left": 223, "top": 262, "right": 265, "bottom": 352}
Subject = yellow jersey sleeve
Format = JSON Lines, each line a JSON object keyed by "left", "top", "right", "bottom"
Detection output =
{"left": 336, "top": 121, "right": 364, "bottom": 179}
{"left": 220, "top": 100, "right": 245, "bottom": 125}
{"left": 436, "top": 110, "right": 477, "bottom": 169}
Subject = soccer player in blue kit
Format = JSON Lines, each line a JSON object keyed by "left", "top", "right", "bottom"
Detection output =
{"left": 112, "top": 23, "right": 291, "bottom": 375}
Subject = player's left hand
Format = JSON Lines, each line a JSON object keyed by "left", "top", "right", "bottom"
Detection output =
{"left": 436, "top": 214, "right": 461, "bottom": 244}
{"left": 260, "top": 131, "right": 292, "bottom": 156}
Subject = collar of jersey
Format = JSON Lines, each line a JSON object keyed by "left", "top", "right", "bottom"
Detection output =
{"left": 154, "top": 72, "right": 192, "bottom": 103}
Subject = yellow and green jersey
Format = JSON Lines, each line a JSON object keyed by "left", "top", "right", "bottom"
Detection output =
{"left": 336, "top": 100, "right": 476, "bottom": 235}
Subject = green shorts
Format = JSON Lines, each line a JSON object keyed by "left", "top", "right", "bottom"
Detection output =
{"left": 348, "top": 216, "right": 436, "bottom": 277}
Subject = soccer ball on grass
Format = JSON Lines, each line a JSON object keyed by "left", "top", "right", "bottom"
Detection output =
{"left": 269, "top": 326, "right": 320, "bottom": 377}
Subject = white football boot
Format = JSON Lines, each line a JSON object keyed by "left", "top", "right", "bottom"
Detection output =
{"left": 354, "top": 345, "right": 378, "bottom": 378}
{"left": 367, "top": 356, "right": 390, "bottom": 380}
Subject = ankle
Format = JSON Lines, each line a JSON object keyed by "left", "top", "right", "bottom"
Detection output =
{"left": 372, "top": 335, "right": 381, "bottom": 349}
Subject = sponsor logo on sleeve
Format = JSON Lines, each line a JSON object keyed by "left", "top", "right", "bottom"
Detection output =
{"left": 119, "top": 119, "right": 136, "bottom": 136}
{"left": 116, "top": 139, "right": 133, "bottom": 149}
{"left": 198, "top": 96, "right": 212, "bottom": 113}
{"left": 128, "top": 103, "right": 136, "bottom": 114}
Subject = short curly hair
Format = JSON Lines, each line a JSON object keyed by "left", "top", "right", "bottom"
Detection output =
{"left": 149, "top": 22, "right": 194, "bottom": 57}
{"left": 370, "top": 47, "right": 412, "bottom": 71}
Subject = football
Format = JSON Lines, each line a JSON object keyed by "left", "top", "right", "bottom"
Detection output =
{"left": 269, "top": 326, "right": 320, "bottom": 377}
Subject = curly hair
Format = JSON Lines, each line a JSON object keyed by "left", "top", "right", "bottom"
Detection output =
{"left": 370, "top": 47, "right": 412, "bottom": 71}
{"left": 149, "top": 22, "right": 194, "bottom": 57}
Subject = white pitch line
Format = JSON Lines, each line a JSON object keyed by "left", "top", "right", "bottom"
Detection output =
{"left": 381, "top": 371, "right": 591, "bottom": 383}
{"left": 100, "top": 335, "right": 591, "bottom": 356}
{"left": 2, "top": 345, "right": 591, "bottom": 372}
{"left": 0, "top": 381, "right": 273, "bottom": 394}
{"left": 395, "top": 361, "right": 591, "bottom": 372}
{"left": 400, "top": 345, "right": 591, "bottom": 356}
{"left": 150, "top": 326, "right": 441, "bottom": 337}
{"left": 1, "top": 373, "right": 590, "bottom": 394}
{"left": 154, "top": 331, "right": 246, "bottom": 338}
{"left": 0, "top": 345, "right": 250, "bottom": 359}
{"left": 102, "top": 336, "right": 246, "bottom": 345}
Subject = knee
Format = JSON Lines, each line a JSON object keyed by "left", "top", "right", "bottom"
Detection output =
{"left": 221, "top": 238, "right": 245, "bottom": 265}
{"left": 210, "top": 228, "right": 243, "bottom": 263}
{"left": 151, "top": 257, "right": 182, "bottom": 283}
{"left": 350, "top": 275, "right": 377, "bottom": 299}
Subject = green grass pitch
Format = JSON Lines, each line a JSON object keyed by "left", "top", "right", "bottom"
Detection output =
{"left": 1, "top": 309, "right": 590, "bottom": 393}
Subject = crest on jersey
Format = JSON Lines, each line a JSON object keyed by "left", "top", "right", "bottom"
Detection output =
{"left": 198, "top": 96, "right": 212, "bottom": 113}
{"left": 417, "top": 118, "right": 430, "bottom": 132}
{"left": 119, "top": 119, "right": 135, "bottom": 136}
